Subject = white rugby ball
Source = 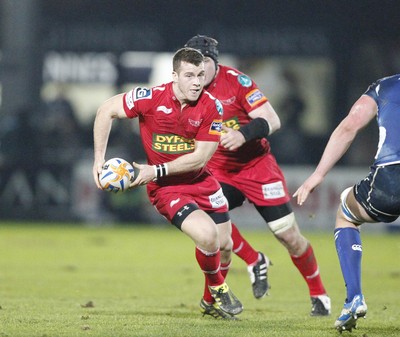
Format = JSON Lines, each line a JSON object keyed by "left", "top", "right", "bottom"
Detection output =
{"left": 99, "top": 158, "right": 135, "bottom": 193}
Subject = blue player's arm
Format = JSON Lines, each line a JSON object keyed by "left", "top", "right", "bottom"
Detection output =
{"left": 294, "top": 94, "right": 378, "bottom": 205}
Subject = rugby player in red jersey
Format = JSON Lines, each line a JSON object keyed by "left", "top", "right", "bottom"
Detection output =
{"left": 93, "top": 47, "right": 242, "bottom": 319}
{"left": 185, "top": 35, "right": 331, "bottom": 316}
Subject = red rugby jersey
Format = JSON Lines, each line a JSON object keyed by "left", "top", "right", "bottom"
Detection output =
{"left": 205, "top": 65, "right": 271, "bottom": 170}
{"left": 123, "top": 82, "right": 223, "bottom": 184}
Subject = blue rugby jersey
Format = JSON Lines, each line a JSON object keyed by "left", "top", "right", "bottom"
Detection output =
{"left": 364, "top": 74, "right": 400, "bottom": 166}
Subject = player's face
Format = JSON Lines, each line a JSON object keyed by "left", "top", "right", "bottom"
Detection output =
{"left": 173, "top": 61, "right": 205, "bottom": 102}
{"left": 203, "top": 57, "right": 217, "bottom": 86}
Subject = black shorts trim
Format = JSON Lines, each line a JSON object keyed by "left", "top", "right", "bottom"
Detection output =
{"left": 255, "top": 202, "right": 293, "bottom": 222}
{"left": 221, "top": 181, "right": 292, "bottom": 222}
{"left": 207, "top": 211, "right": 230, "bottom": 224}
{"left": 171, "top": 203, "right": 199, "bottom": 229}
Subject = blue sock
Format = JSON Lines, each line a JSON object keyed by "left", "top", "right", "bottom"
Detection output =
{"left": 334, "top": 227, "right": 362, "bottom": 303}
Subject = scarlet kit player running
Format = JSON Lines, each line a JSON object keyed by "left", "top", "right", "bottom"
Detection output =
{"left": 93, "top": 48, "right": 242, "bottom": 320}
{"left": 185, "top": 35, "right": 331, "bottom": 316}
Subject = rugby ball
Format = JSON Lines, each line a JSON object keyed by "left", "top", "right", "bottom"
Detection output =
{"left": 99, "top": 158, "right": 135, "bottom": 193}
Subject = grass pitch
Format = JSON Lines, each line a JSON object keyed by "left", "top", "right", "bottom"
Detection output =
{"left": 0, "top": 222, "right": 399, "bottom": 337}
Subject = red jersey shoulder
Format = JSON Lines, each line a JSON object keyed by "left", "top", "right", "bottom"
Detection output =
{"left": 219, "top": 65, "right": 253, "bottom": 88}
{"left": 201, "top": 90, "right": 223, "bottom": 116}
{"left": 219, "top": 65, "right": 267, "bottom": 108}
{"left": 202, "top": 91, "right": 224, "bottom": 137}
{"left": 124, "top": 83, "right": 170, "bottom": 117}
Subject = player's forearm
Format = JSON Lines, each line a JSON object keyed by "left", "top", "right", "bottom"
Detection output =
{"left": 314, "top": 123, "right": 356, "bottom": 177}
{"left": 154, "top": 142, "right": 218, "bottom": 178}
{"left": 168, "top": 153, "right": 208, "bottom": 174}
{"left": 93, "top": 109, "right": 113, "bottom": 162}
{"left": 247, "top": 102, "right": 281, "bottom": 137}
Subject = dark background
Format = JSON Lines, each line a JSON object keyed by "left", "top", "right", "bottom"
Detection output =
{"left": 1, "top": 0, "right": 400, "bottom": 223}
{"left": 2, "top": 0, "right": 400, "bottom": 121}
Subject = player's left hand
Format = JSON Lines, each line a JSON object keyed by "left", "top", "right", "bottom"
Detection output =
{"left": 129, "top": 162, "right": 156, "bottom": 188}
{"left": 220, "top": 125, "right": 246, "bottom": 151}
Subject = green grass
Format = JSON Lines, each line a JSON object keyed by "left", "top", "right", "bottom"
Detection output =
{"left": 0, "top": 223, "right": 399, "bottom": 337}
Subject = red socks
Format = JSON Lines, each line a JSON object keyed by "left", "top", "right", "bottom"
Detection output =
{"left": 231, "top": 222, "right": 259, "bottom": 265}
{"left": 196, "top": 247, "right": 226, "bottom": 303}
{"left": 291, "top": 244, "right": 326, "bottom": 297}
{"left": 232, "top": 222, "right": 326, "bottom": 297}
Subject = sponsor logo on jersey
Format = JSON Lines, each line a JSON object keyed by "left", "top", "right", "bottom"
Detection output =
{"left": 209, "top": 119, "right": 222, "bottom": 135}
{"left": 169, "top": 198, "right": 181, "bottom": 207}
{"left": 125, "top": 91, "right": 134, "bottom": 109}
{"left": 245, "top": 89, "right": 267, "bottom": 107}
{"left": 156, "top": 105, "right": 173, "bottom": 114}
{"left": 152, "top": 134, "right": 194, "bottom": 154}
{"left": 351, "top": 244, "right": 362, "bottom": 251}
{"left": 215, "top": 99, "right": 223, "bottom": 115}
{"left": 223, "top": 117, "right": 240, "bottom": 133}
{"left": 209, "top": 188, "right": 227, "bottom": 208}
{"left": 238, "top": 74, "right": 252, "bottom": 87}
{"left": 262, "top": 181, "right": 285, "bottom": 199}
{"left": 133, "top": 87, "right": 152, "bottom": 100}
{"left": 227, "top": 69, "right": 240, "bottom": 77}
{"left": 153, "top": 86, "right": 166, "bottom": 92}
{"left": 176, "top": 205, "right": 190, "bottom": 217}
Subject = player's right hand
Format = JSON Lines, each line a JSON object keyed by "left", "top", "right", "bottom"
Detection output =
{"left": 92, "top": 160, "right": 104, "bottom": 189}
{"left": 293, "top": 173, "right": 324, "bottom": 205}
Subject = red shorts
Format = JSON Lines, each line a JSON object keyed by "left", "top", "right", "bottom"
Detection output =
{"left": 209, "top": 152, "right": 290, "bottom": 207}
{"left": 147, "top": 172, "right": 229, "bottom": 223}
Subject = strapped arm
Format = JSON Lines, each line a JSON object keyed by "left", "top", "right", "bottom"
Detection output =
{"left": 238, "top": 117, "right": 271, "bottom": 141}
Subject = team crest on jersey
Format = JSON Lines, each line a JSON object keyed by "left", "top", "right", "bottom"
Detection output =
{"left": 238, "top": 74, "right": 252, "bottom": 87}
{"left": 219, "top": 96, "right": 236, "bottom": 105}
{"left": 152, "top": 134, "right": 194, "bottom": 154}
{"left": 133, "top": 87, "right": 152, "bottom": 100}
{"left": 188, "top": 118, "right": 202, "bottom": 127}
{"left": 209, "top": 119, "right": 222, "bottom": 135}
{"left": 245, "top": 89, "right": 267, "bottom": 107}
{"left": 215, "top": 99, "right": 223, "bottom": 115}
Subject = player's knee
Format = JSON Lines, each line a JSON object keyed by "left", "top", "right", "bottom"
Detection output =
{"left": 270, "top": 214, "right": 307, "bottom": 254}
{"left": 340, "top": 186, "right": 363, "bottom": 225}
{"left": 218, "top": 228, "right": 233, "bottom": 253}
{"left": 219, "top": 236, "right": 233, "bottom": 258}
{"left": 268, "top": 212, "right": 296, "bottom": 234}
{"left": 189, "top": 223, "right": 219, "bottom": 251}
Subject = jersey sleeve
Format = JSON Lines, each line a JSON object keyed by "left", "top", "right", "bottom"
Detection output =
{"left": 363, "top": 80, "right": 380, "bottom": 103}
{"left": 123, "top": 87, "right": 153, "bottom": 118}
{"left": 235, "top": 73, "right": 268, "bottom": 114}
{"left": 196, "top": 96, "right": 223, "bottom": 142}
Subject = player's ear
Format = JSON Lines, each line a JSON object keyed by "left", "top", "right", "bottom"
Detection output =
{"left": 172, "top": 71, "right": 178, "bottom": 83}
